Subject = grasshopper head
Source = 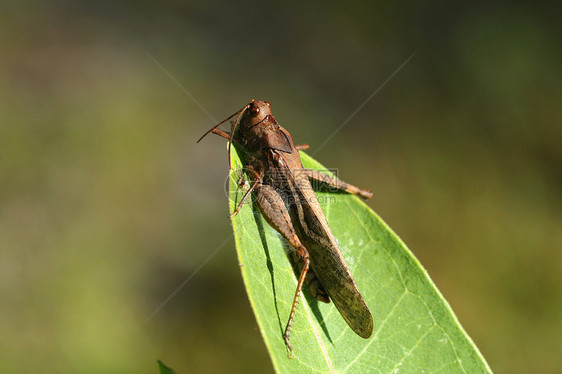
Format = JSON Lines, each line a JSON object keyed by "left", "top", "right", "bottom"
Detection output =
{"left": 240, "top": 100, "right": 272, "bottom": 130}
{"left": 239, "top": 100, "right": 293, "bottom": 153}
{"left": 196, "top": 99, "right": 277, "bottom": 167}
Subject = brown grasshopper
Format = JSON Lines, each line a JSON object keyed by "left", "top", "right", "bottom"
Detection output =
{"left": 198, "top": 100, "right": 373, "bottom": 357}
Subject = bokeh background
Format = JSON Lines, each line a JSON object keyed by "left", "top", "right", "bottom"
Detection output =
{"left": 1, "top": 1, "right": 560, "bottom": 373}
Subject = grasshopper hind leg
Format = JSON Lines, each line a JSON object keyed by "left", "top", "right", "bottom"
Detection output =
{"left": 292, "top": 252, "right": 330, "bottom": 304}
{"left": 255, "top": 183, "right": 311, "bottom": 358}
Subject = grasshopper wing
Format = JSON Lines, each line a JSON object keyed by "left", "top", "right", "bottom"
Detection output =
{"left": 291, "top": 175, "right": 373, "bottom": 338}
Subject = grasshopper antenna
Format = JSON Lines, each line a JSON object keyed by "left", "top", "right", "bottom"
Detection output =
{"left": 197, "top": 104, "right": 250, "bottom": 168}
{"left": 196, "top": 107, "right": 244, "bottom": 143}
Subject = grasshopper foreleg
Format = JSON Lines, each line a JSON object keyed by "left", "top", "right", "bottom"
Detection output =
{"left": 210, "top": 128, "right": 243, "bottom": 144}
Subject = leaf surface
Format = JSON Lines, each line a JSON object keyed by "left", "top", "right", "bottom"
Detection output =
{"left": 229, "top": 147, "right": 491, "bottom": 374}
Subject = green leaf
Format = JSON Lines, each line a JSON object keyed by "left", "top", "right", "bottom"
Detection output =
{"left": 157, "top": 360, "right": 175, "bottom": 374}
{"left": 229, "top": 147, "right": 491, "bottom": 374}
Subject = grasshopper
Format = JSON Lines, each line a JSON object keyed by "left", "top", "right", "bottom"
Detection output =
{"left": 198, "top": 100, "right": 373, "bottom": 357}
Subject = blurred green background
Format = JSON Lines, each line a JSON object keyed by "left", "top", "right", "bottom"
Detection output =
{"left": 1, "top": 1, "right": 560, "bottom": 373}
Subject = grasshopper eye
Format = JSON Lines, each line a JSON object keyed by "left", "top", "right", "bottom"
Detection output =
{"left": 250, "top": 106, "right": 260, "bottom": 116}
{"left": 265, "top": 101, "right": 271, "bottom": 107}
